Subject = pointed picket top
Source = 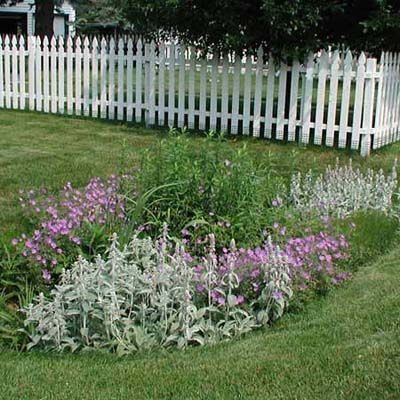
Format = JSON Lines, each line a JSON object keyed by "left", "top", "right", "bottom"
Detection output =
{"left": 127, "top": 37, "right": 133, "bottom": 54}
{"left": 305, "top": 53, "right": 314, "bottom": 76}
{"left": 384, "top": 51, "right": 389, "bottom": 66}
{"left": 11, "top": 35, "right": 17, "bottom": 47}
{"left": 379, "top": 52, "right": 385, "bottom": 66}
{"left": 319, "top": 49, "right": 329, "bottom": 68}
{"left": 4, "top": 35, "right": 10, "bottom": 46}
{"left": 51, "top": 35, "right": 57, "bottom": 48}
{"left": 331, "top": 49, "right": 340, "bottom": 66}
{"left": 43, "top": 36, "right": 49, "bottom": 47}
{"left": 388, "top": 52, "right": 393, "bottom": 65}
{"left": 344, "top": 50, "right": 353, "bottom": 66}
{"left": 75, "top": 36, "right": 82, "bottom": 47}
{"left": 92, "top": 36, "right": 98, "bottom": 50}
{"left": 58, "top": 35, "right": 64, "bottom": 48}
{"left": 109, "top": 37, "right": 115, "bottom": 51}
{"left": 67, "top": 35, "right": 73, "bottom": 50}
{"left": 0, "top": 35, "right": 3, "bottom": 46}
{"left": 150, "top": 39, "right": 156, "bottom": 53}
{"left": 19, "top": 35, "right": 25, "bottom": 47}
{"left": 256, "top": 46, "right": 264, "bottom": 61}
{"left": 136, "top": 38, "right": 143, "bottom": 52}
{"left": 101, "top": 36, "right": 107, "bottom": 50}
{"left": 83, "top": 36, "right": 90, "bottom": 49}
{"left": 118, "top": 37, "right": 124, "bottom": 52}
{"left": 358, "top": 52, "right": 366, "bottom": 68}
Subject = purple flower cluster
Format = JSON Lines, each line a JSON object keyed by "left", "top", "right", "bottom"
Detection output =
{"left": 192, "top": 230, "right": 350, "bottom": 306}
{"left": 13, "top": 176, "right": 126, "bottom": 280}
{"left": 284, "top": 232, "right": 351, "bottom": 290}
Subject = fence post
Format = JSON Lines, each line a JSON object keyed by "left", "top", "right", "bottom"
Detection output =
{"left": 360, "top": 57, "right": 377, "bottom": 157}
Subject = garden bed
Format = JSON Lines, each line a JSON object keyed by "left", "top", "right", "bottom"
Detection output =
{"left": 0, "top": 110, "right": 399, "bottom": 397}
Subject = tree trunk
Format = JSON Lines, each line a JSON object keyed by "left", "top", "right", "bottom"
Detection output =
{"left": 35, "top": 0, "right": 54, "bottom": 39}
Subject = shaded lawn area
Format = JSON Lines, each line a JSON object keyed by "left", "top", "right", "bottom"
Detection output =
{"left": 0, "top": 245, "right": 399, "bottom": 400}
{"left": 1, "top": 109, "right": 399, "bottom": 239}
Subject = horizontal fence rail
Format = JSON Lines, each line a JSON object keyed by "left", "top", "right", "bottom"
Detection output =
{"left": 0, "top": 34, "right": 399, "bottom": 155}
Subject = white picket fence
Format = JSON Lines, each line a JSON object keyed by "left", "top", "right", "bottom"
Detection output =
{"left": 1, "top": 35, "right": 400, "bottom": 155}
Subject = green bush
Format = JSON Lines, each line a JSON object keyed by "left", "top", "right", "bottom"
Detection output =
{"left": 124, "top": 131, "right": 286, "bottom": 249}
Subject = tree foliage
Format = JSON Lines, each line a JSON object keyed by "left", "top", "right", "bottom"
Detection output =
{"left": 115, "top": 0, "right": 400, "bottom": 60}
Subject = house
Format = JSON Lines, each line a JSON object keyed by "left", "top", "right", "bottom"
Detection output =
{"left": 0, "top": 0, "right": 76, "bottom": 37}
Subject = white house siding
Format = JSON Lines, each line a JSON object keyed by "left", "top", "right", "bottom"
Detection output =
{"left": 1, "top": 0, "right": 75, "bottom": 37}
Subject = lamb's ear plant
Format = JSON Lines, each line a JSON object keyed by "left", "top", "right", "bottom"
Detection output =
{"left": 23, "top": 229, "right": 293, "bottom": 354}
{"left": 289, "top": 159, "right": 398, "bottom": 218}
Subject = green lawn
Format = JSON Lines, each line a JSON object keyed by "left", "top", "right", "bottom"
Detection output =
{"left": 0, "top": 243, "right": 399, "bottom": 399}
{"left": 1, "top": 109, "right": 398, "bottom": 238}
{"left": 0, "top": 109, "right": 399, "bottom": 399}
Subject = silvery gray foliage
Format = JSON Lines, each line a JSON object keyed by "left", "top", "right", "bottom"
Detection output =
{"left": 24, "top": 229, "right": 292, "bottom": 355}
{"left": 289, "top": 159, "right": 398, "bottom": 218}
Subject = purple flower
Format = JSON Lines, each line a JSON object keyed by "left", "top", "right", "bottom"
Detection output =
{"left": 42, "top": 269, "right": 51, "bottom": 283}
{"left": 272, "top": 291, "right": 283, "bottom": 300}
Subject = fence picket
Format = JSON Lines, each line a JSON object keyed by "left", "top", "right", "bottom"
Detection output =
{"left": 51, "top": 36, "right": 58, "bottom": 113}
{"left": 264, "top": 56, "right": 275, "bottom": 138}
{"left": 117, "top": 38, "right": 124, "bottom": 121}
{"left": 58, "top": 36, "right": 64, "bottom": 114}
{"left": 66, "top": 36, "right": 73, "bottom": 115}
{"left": 242, "top": 55, "right": 252, "bottom": 135}
{"left": 218, "top": 56, "right": 229, "bottom": 133}
{"left": 75, "top": 37, "right": 82, "bottom": 116}
{"left": 360, "top": 58, "right": 377, "bottom": 156}
{"left": 253, "top": 47, "right": 264, "bottom": 137}
{"left": 11, "top": 35, "right": 18, "bottom": 109}
{"left": 167, "top": 42, "right": 176, "bottom": 127}
{"left": 276, "top": 62, "right": 288, "bottom": 140}
{"left": 100, "top": 37, "right": 107, "bottom": 119}
{"left": 0, "top": 37, "right": 3, "bottom": 108}
{"left": 135, "top": 39, "right": 143, "bottom": 123}
{"left": 19, "top": 36, "right": 26, "bottom": 110}
{"left": 326, "top": 51, "right": 340, "bottom": 147}
{"left": 91, "top": 37, "right": 98, "bottom": 118}
{"left": 187, "top": 46, "right": 195, "bottom": 129}
{"left": 199, "top": 57, "right": 207, "bottom": 130}
{"left": 301, "top": 54, "right": 314, "bottom": 144}
{"left": 288, "top": 60, "right": 300, "bottom": 141}
{"left": 4, "top": 36, "right": 11, "bottom": 109}
{"left": 314, "top": 51, "right": 329, "bottom": 145}
{"left": 148, "top": 41, "right": 156, "bottom": 126}
{"left": 351, "top": 53, "right": 366, "bottom": 150}
{"left": 42, "top": 36, "right": 49, "bottom": 113}
{"left": 209, "top": 55, "right": 218, "bottom": 131}
{"left": 388, "top": 53, "right": 397, "bottom": 143}
{"left": 393, "top": 55, "right": 400, "bottom": 142}
{"left": 373, "top": 53, "right": 385, "bottom": 149}
{"left": 231, "top": 55, "right": 241, "bottom": 134}
{"left": 81, "top": 37, "right": 90, "bottom": 116}
{"left": 178, "top": 44, "right": 186, "bottom": 128}
{"left": 126, "top": 38, "right": 134, "bottom": 122}
{"left": 108, "top": 38, "right": 115, "bottom": 120}
{"left": 338, "top": 51, "right": 353, "bottom": 148}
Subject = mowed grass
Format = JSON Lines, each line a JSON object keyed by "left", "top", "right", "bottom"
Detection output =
{"left": 0, "top": 245, "right": 399, "bottom": 399}
{"left": 1, "top": 109, "right": 399, "bottom": 238}
{"left": 0, "top": 109, "right": 400, "bottom": 399}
